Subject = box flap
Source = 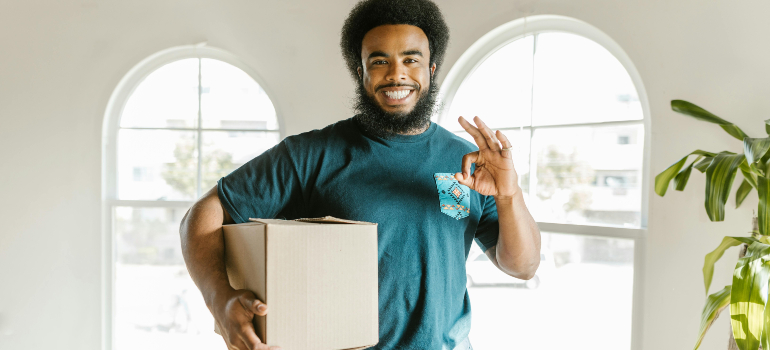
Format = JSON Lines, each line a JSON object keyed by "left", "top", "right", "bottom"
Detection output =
{"left": 248, "top": 218, "right": 313, "bottom": 225}
{"left": 341, "top": 345, "right": 378, "bottom": 350}
{"left": 294, "top": 216, "right": 376, "bottom": 225}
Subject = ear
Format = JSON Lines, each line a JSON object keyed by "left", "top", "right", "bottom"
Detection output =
{"left": 430, "top": 63, "right": 436, "bottom": 77}
{"left": 357, "top": 67, "right": 363, "bottom": 79}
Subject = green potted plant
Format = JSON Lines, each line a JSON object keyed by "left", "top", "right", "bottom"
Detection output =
{"left": 655, "top": 100, "right": 770, "bottom": 350}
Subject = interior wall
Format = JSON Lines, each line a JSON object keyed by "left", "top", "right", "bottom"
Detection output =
{"left": 0, "top": 0, "right": 767, "bottom": 349}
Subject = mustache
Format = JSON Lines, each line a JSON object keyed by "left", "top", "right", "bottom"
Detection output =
{"left": 375, "top": 82, "right": 420, "bottom": 93}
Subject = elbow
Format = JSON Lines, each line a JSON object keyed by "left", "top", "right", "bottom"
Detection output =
{"left": 517, "top": 267, "right": 538, "bottom": 281}
{"left": 498, "top": 251, "right": 540, "bottom": 280}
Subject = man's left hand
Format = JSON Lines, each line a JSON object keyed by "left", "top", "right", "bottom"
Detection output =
{"left": 455, "top": 116, "right": 520, "bottom": 199}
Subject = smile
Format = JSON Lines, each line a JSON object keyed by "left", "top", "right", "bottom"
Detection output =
{"left": 382, "top": 90, "right": 413, "bottom": 100}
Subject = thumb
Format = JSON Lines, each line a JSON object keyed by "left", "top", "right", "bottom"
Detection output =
{"left": 455, "top": 172, "right": 474, "bottom": 189}
{"left": 238, "top": 292, "right": 268, "bottom": 316}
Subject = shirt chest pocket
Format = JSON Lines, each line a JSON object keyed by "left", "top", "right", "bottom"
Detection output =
{"left": 433, "top": 173, "right": 471, "bottom": 220}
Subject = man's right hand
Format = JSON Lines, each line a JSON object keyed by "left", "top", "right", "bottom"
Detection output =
{"left": 213, "top": 288, "right": 280, "bottom": 350}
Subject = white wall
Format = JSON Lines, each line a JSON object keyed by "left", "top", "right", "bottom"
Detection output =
{"left": 0, "top": 0, "right": 767, "bottom": 349}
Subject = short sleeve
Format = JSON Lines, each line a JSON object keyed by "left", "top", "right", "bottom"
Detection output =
{"left": 474, "top": 195, "right": 499, "bottom": 252}
{"left": 217, "top": 141, "right": 304, "bottom": 223}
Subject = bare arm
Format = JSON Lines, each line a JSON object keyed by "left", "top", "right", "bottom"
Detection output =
{"left": 180, "top": 186, "right": 234, "bottom": 308}
{"left": 485, "top": 192, "right": 541, "bottom": 280}
{"left": 455, "top": 116, "right": 541, "bottom": 279}
{"left": 180, "top": 185, "right": 278, "bottom": 350}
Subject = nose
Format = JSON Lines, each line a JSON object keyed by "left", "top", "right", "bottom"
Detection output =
{"left": 384, "top": 60, "right": 408, "bottom": 82}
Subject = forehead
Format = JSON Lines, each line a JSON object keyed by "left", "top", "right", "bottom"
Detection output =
{"left": 361, "top": 24, "right": 430, "bottom": 57}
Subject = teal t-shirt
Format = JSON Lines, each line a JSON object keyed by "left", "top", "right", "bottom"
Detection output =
{"left": 217, "top": 117, "right": 499, "bottom": 350}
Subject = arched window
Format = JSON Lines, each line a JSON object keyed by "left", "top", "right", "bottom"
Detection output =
{"left": 102, "top": 46, "right": 280, "bottom": 350}
{"left": 439, "top": 16, "right": 648, "bottom": 350}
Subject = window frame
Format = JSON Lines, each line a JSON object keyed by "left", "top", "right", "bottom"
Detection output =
{"left": 101, "top": 45, "right": 282, "bottom": 350}
{"left": 437, "top": 15, "right": 650, "bottom": 350}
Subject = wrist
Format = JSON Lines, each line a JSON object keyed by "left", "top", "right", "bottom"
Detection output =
{"left": 209, "top": 284, "right": 237, "bottom": 316}
{"left": 494, "top": 185, "right": 523, "bottom": 203}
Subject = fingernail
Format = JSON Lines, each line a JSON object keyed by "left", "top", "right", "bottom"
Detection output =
{"left": 258, "top": 304, "right": 267, "bottom": 312}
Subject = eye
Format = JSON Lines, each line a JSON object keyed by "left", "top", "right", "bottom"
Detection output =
{"left": 373, "top": 60, "right": 387, "bottom": 65}
{"left": 405, "top": 58, "right": 418, "bottom": 63}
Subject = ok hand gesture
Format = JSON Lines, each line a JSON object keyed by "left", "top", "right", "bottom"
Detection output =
{"left": 455, "top": 116, "right": 520, "bottom": 199}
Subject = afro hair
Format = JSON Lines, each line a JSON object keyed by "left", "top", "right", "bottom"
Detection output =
{"left": 340, "top": 0, "right": 450, "bottom": 82}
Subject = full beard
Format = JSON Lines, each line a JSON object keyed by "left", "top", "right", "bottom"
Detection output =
{"left": 353, "top": 81, "right": 440, "bottom": 139}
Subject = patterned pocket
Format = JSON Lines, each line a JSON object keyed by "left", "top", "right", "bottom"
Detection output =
{"left": 433, "top": 173, "right": 471, "bottom": 220}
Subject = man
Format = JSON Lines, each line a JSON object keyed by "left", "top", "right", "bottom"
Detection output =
{"left": 179, "top": 0, "right": 541, "bottom": 349}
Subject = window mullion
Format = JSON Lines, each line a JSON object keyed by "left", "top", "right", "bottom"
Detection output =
{"left": 196, "top": 57, "right": 203, "bottom": 198}
{"left": 526, "top": 33, "right": 538, "bottom": 201}
{"left": 108, "top": 199, "right": 195, "bottom": 208}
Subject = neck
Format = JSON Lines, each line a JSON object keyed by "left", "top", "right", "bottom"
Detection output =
{"left": 392, "top": 121, "right": 430, "bottom": 135}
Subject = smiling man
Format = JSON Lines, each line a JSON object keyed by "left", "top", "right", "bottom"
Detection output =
{"left": 179, "top": 0, "right": 541, "bottom": 349}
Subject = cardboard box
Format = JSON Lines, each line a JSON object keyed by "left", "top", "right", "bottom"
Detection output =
{"left": 221, "top": 217, "right": 379, "bottom": 350}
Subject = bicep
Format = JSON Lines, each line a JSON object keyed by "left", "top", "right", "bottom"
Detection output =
{"left": 182, "top": 186, "right": 231, "bottom": 237}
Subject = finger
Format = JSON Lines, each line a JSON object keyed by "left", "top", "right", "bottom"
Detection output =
{"left": 239, "top": 293, "right": 268, "bottom": 316}
{"left": 455, "top": 171, "right": 475, "bottom": 189}
{"left": 497, "top": 130, "right": 513, "bottom": 158}
{"left": 474, "top": 116, "right": 501, "bottom": 151}
{"left": 459, "top": 152, "right": 478, "bottom": 179}
{"left": 238, "top": 322, "right": 265, "bottom": 350}
{"left": 228, "top": 337, "right": 245, "bottom": 350}
{"left": 458, "top": 116, "right": 489, "bottom": 150}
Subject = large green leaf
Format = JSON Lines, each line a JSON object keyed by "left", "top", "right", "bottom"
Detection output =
{"left": 737, "top": 180, "right": 754, "bottom": 209}
{"left": 705, "top": 152, "right": 746, "bottom": 221}
{"left": 745, "top": 138, "right": 770, "bottom": 165}
{"left": 671, "top": 100, "right": 749, "bottom": 141}
{"left": 765, "top": 119, "right": 770, "bottom": 136}
{"left": 694, "top": 285, "right": 731, "bottom": 350}
{"left": 656, "top": 150, "right": 716, "bottom": 196}
{"left": 763, "top": 275, "right": 770, "bottom": 350}
{"left": 758, "top": 177, "right": 770, "bottom": 236}
{"left": 730, "top": 241, "right": 770, "bottom": 350}
{"left": 704, "top": 236, "right": 758, "bottom": 294}
{"left": 742, "top": 162, "right": 759, "bottom": 189}
{"left": 675, "top": 156, "right": 703, "bottom": 191}
{"left": 695, "top": 156, "right": 715, "bottom": 173}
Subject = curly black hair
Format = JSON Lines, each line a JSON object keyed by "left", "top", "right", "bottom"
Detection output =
{"left": 340, "top": 0, "right": 450, "bottom": 82}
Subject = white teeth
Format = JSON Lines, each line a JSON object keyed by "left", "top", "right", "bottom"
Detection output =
{"left": 384, "top": 90, "right": 410, "bottom": 100}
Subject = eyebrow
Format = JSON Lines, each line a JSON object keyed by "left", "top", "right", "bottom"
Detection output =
{"left": 367, "top": 49, "right": 424, "bottom": 60}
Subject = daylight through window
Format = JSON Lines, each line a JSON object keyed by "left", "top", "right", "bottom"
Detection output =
{"left": 442, "top": 30, "right": 645, "bottom": 350}
{"left": 111, "top": 56, "right": 279, "bottom": 350}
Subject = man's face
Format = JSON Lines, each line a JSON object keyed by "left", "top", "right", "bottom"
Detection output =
{"left": 358, "top": 24, "right": 436, "bottom": 115}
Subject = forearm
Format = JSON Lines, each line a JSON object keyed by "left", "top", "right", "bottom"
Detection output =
{"left": 494, "top": 190, "right": 541, "bottom": 279}
{"left": 180, "top": 187, "right": 235, "bottom": 310}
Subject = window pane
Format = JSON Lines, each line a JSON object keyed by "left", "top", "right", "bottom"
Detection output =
{"left": 199, "top": 131, "right": 280, "bottom": 190}
{"left": 531, "top": 33, "right": 642, "bottom": 126}
{"left": 114, "top": 207, "right": 226, "bottom": 350}
{"left": 467, "top": 232, "right": 634, "bottom": 350}
{"left": 201, "top": 59, "right": 278, "bottom": 130}
{"left": 454, "top": 129, "right": 531, "bottom": 194}
{"left": 529, "top": 124, "right": 644, "bottom": 227}
{"left": 118, "top": 129, "right": 198, "bottom": 200}
{"left": 121, "top": 58, "right": 199, "bottom": 128}
{"left": 444, "top": 35, "right": 534, "bottom": 131}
